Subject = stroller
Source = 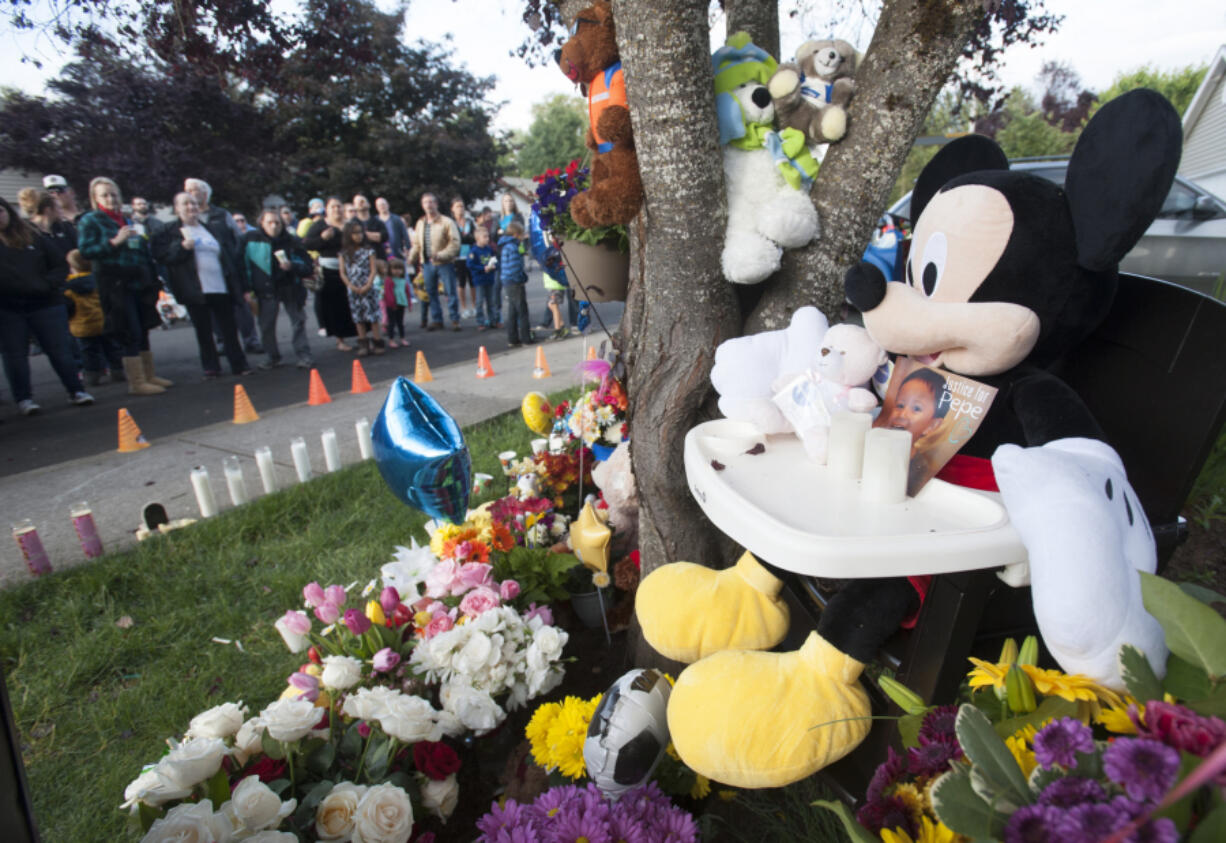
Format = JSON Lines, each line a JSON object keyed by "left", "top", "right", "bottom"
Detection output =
{"left": 157, "top": 290, "right": 188, "bottom": 329}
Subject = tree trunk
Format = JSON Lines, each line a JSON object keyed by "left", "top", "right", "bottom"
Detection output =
{"left": 747, "top": 0, "right": 985, "bottom": 331}
{"left": 723, "top": 0, "right": 780, "bottom": 61}
{"left": 614, "top": 0, "right": 742, "bottom": 578}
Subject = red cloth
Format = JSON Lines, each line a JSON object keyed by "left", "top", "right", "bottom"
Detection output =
{"left": 99, "top": 207, "right": 127, "bottom": 228}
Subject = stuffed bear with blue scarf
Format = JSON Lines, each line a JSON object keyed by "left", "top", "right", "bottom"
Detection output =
{"left": 768, "top": 38, "right": 859, "bottom": 146}
{"left": 714, "top": 32, "right": 821, "bottom": 285}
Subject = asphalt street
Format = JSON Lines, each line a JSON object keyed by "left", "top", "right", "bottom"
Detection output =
{"left": 1, "top": 267, "right": 623, "bottom": 477}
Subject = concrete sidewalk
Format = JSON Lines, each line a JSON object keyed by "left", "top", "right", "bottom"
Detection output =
{"left": 0, "top": 334, "right": 604, "bottom": 588}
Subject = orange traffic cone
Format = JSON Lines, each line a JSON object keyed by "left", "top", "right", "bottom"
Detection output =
{"left": 476, "top": 346, "right": 495, "bottom": 379}
{"left": 533, "top": 346, "right": 551, "bottom": 379}
{"left": 308, "top": 369, "right": 332, "bottom": 405}
{"left": 351, "top": 359, "right": 372, "bottom": 394}
{"left": 233, "top": 384, "right": 260, "bottom": 424}
{"left": 117, "top": 408, "right": 150, "bottom": 453}
{"left": 413, "top": 350, "right": 434, "bottom": 384}
{"left": 586, "top": 345, "right": 598, "bottom": 361}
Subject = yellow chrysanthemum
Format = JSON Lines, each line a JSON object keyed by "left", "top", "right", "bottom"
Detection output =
{"left": 967, "top": 658, "right": 1122, "bottom": 709}
{"left": 880, "top": 816, "right": 959, "bottom": 843}
{"left": 1005, "top": 723, "right": 1042, "bottom": 779}
{"left": 544, "top": 696, "right": 599, "bottom": 779}
{"left": 690, "top": 773, "right": 711, "bottom": 799}
{"left": 526, "top": 701, "right": 563, "bottom": 769}
{"left": 893, "top": 783, "right": 925, "bottom": 826}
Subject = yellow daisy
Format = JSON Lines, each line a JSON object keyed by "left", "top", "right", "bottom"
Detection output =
{"left": 690, "top": 773, "right": 711, "bottom": 799}
{"left": 1096, "top": 695, "right": 1140, "bottom": 735}
{"left": 966, "top": 658, "right": 1122, "bottom": 709}
{"left": 1004, "top": 722, "right": 1043, "bottom": 779}
{"left": 880, "top": 816, "right": 960, "bottom": 843}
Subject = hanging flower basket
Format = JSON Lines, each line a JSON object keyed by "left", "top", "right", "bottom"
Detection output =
{"left": 559, "top": 238, "right": 630, "bottom": 303}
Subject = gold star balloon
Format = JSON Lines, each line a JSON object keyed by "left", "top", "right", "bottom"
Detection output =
{"left": 569, "top": 502, "right": 612, "bottom": 574}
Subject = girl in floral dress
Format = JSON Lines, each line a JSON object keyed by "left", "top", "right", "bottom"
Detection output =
{"left": 339, "top": 220, "right": 385, "bottom": 356}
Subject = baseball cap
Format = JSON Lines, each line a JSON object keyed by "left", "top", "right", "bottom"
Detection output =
{"left": 43, "top": 174, "right": 68, "bottom": 190}
{"left": 308, "top": 198, "right": 325, "bottom": 214}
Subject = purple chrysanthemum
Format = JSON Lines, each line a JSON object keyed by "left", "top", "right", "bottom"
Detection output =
{"left": 1103, "top": 737, "right": 1181, "bottom": 802}
{"left": 856, "top": 794, "right": 917, "bottom": 838}
{"left": 1055, "top": 801, "right": 1131, "bottom": 843}
{"left": 651, "top": 804, "right": 699, "bottom": 843}
{"left": 530, "top": 784, "right": 581, "bottom": 824}
{"left": 608, "top": 803, "right": 648, "bottom": 843}
{"left": 477, "top": 798, "right": 532, "bottom": 840}
{"left": 1033, "top": 717, "right": 1096, "bottom": 769}
{"left": 1003, "top": 803, "right": 1065, "bottom": 843}
{"left": 1133, "top": 817, "right": 1179, "bottom": 843}
{"left": 907, "top": 734, "right": 963, "bottom": 777}
{"left": 865, "top": 746, "right": 910, "bottom": 802}
{"left": 550, "top": 799, "right": 612, "bottom": 843}
{"left": 918, "top": 704, "right": 959, "bottom": 742}
{"left": 1037, "top": 776, "right": 1107, "bottom": 808}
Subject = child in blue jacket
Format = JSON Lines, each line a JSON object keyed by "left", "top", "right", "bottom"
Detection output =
{"left": 498, "top": 222, "right": 532, "bottom": 346}
{"left": 466, "top": 226, "right": 499, "bottom": 331}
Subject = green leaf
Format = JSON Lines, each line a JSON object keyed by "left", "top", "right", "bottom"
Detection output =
{"left": 955, "top": 704, "right": 1034, "bottom": 808}
{"left": 970, "top": 765, "right": 1027, "bottom": 814}
{"left": 811, "top": 799, "right": 879, "bottom": 843}
{"left": 1189, "top": 801, "right": 1226, "bottom": 843}
{"left": 993, "top": 695, "right": 1078, "bottom": 740}
{"left": 137, "top": 802, "right": 163, "bottom": 833}
{"left": 338, "top": 722, "right": 363, "bottom": 759}
{"left": 205, "top": 766, "right": 231, "bottom": 808}
{"left": 261, "top": 730, "right": 286, "bottom": 760}
{"left": 299, "top": 779, "right": 334, "bottom": 812}
{"left": 1141, "top": 572, "right": 1226, "bottom": 680}
{"left": 267, "top": 777, "right": 292, "bottom": 796}
{"left": 305, "top": 739, "right": 336, "bottom": 777}
{"left": 931, "top": 766, "right": 1009, "bottom": 839}
{"left": 1164, "top": 653, "right": 1212, "bottom": 700}
{"left": 1186, "top": 683, "right": 1226, "bottom": 717}
{"left": 1179, "top": 583, "right": 1226, "bottom": 607}
{"left": 898, "top": 713, "right": 923, "bottom": 749}
{"left": 1028, "top": 765, "right": 1066, "bottom": 796}
{"left": 1120, "top": 643, "right": 1164, "bottom": 703}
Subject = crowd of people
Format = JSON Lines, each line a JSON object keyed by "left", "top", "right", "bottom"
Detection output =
{"left": 1, "top": 174, "right": 581, "bottom": 416}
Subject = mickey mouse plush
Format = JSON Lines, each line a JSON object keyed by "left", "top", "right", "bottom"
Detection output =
{"left": 636, "top": 89, "right": 1182, "bottom": 789}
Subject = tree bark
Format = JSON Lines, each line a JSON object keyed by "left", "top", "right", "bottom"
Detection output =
{"left": 614, "top": 0, "right": 742, "bottom": 578}
{"left": 723, "top": 0, "right": 780, "bottom": 61}
{"left": 746, "top": 0, "right": 985, "bottom": 331}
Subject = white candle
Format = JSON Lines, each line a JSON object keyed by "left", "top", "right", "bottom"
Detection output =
{"left": 190, "top": 466, "right": 218, "bottom": 518}
{"left": 827, "top": 412, "right": 873, "bottom": 480}
{"left": 255, "top": 446, "right": 277, "bottom": 494}
{"left": 291, "top": 437, "right": 312, "bottom": 483}
{"left": 321, "top": 428, "right": 342, "bottom": 473}
{"left": 355, "top": 417, "right": 373, "bottom": 460}
{"left": 860, "top": 428, "right": 911, "bottom": 504}
{"left": 223, "top": 455, "right": 248, "bottom": 506}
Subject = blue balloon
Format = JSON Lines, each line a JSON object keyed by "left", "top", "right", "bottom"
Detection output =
{"left": 372, "top": 377, "right": 471, "bottom": 524}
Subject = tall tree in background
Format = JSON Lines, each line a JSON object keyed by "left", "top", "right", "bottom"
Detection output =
{"left": 514, "top": 94, "right": 588, "bottom": 177}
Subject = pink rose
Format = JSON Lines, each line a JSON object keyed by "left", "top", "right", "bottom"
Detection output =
{"left": 324, "top": 584, "right": 347, "bottom": 607}
{"left": 379, "top": 586, "right": 400, "bottom": 616}
{"left": 303, "top": 581, "right": 326, "bottom": 608}
{"left": 289, "top": 671, "right": 320, "bottom": 702}
{"left": 425, "top": 601, "right": 448, "bottom": 615}
{"left": 424, "top": 613, "right": 455, "bottom": 638}
{"left": 525, "top": 603, "right": 553, "bottom": 626}
{"left": 282, "top": 609, "right": 311, "bottom": 635}
{"left": 425, "top": 559, "right": 461, "bottom": 598}
{"left": 459, "top": 586, "right": 501, "bottom": 617}
{"left": 372, "top": 647, "right": 401, "bottom": 673}
{"left": 456, "top": 562, "right": 494, "bottom": 592}
{"left": 499, "top": 579, "right": 521, "bottom": 601}
{"left": 314, "top": 602, "right": 340, "bottom": 625}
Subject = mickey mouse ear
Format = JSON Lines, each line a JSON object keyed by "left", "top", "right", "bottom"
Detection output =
{"left": 1065, "top": 89, "right": 1182, "bottom": 272}
{"left": 910, "top": 134, "right": 1008, "bottom": 222}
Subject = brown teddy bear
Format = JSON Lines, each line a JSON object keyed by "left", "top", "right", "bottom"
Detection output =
{"left": 767, "top": 38, "right": 859, "bottom": 146}
{"left": 556, "top": 0, "right": 643, "bottom": 228}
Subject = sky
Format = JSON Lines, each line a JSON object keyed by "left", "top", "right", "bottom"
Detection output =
{"left": 1, "top": 0, "right": 1224, "bottom": 133}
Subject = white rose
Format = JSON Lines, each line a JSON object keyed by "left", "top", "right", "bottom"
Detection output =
{"left": 316, "top": 781, "right": 368, "bottom": 841}
{"left": 454, "top": 632, "right": 493, "bottom": 676}
{"left": 274, "top": 611, "right": 310, "bottom": 653}
{"left": 434, "top": 710, "right": 464, "bottom": 737}
{"left": 187, "top": 701, "right": 248, "bottom": 740}
{"left": 378, "top": 692, "right": 439, "bottom": 743}
{"left": 241, "top": 832, "right": 299, "bottom": 842}
{"left": 122, "top": 767, "right": 192, "bottom": 809}
{"left": 230, "top": 775, "right": 296, "bottom": 833}
{"left": 321, "top": 655, "right": 365, "bottom": 691}
{"left": 342, "top": 685, "right": 397, "bottom": 722}
{"left": 139, "top": 799, "right": 218, "bottom": 843}
{"left": 420, "top": 773, "right": 460, "bottom": 822}
{"left": 441, "top": 681, "right": 504, "bottom": 734}
{"left": 232, "top": 718, "right": 265, "bottom": 766}
{"left": 351, "top": 783, "right": 414, "bottom": 843}
{"left": 155, "top": 737, "right": 228, "bottom": 790}
{"left": 259, "top": 698, "right": 321, "bottom": 742}
{"left": 533, "top": 625, "right": 565, "bottom": 660}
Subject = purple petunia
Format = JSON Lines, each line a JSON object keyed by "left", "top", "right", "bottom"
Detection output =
{"left": 1102, "top": 737, "right": 1181, "bottom": 802}
{"left": 907, "top": 734, "right": 963, "bottom": 777}
{"left": 1003, "top": 803, "right": 1065, "bottom": 843}
{"left": 1033, "top": 717, "right": 1096, "bottom": 769}
{"left": 1056, "top": 801, "right": 1132, "bottom": 843}
{"left": 1037, "top": 776, "right": 1106, "bottom": 808}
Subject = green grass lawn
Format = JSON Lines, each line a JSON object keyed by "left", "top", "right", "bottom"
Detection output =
{"left": 0, "top": 402, "right": 537, "bottom": 841}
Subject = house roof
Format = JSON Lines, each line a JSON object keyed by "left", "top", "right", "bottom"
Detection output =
{"left": 1183, "top": 44, "right": 1226, "bottom": 133}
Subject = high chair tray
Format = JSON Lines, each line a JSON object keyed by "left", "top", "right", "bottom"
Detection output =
{"left": 684, "top": 420, "right": 1029, "bottom": 581}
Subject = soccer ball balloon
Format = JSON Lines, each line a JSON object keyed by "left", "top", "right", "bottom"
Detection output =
{"left": 584, "top": 668, "right": 671, "bottom": 798}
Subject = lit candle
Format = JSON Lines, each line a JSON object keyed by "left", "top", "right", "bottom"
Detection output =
{"left": 291, "top": 437, "right": 312, "bottom": 483}
{"left": 827, "top": 412, "right": 872, "bottom": 480}
{"left": 860, "top": 428, "right": 911, "bottom": 504}
{"left": 355, "top": 417, "right": 373, "bottom": 460}
{"left": 70, "top": 501, "right": 104, "bottom": 558}
{"left": 223, "top": 455, "right": 248, "bottom": 506}
{"left": 321, "top": 428, "right": 341, "bottom": 473}
{"left": 255, "top": 446, "right": 277, "bottom": 494}
{"left": 12, "top": 519, "right": 52, "bottom": 576}
{"left": 190, "top": 466, "right": 219, "bottom": 517}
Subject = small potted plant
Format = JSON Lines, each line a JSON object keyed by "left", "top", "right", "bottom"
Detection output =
{"left": 533, "top": 159, "right": 630, "bottom": 302}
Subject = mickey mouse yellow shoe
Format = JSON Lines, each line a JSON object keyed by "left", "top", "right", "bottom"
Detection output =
{"left": 635, "top": 551, "right": 790, "bottom": 664}
{"left": 666, "top": 631, "right": 871, "bottom": 788}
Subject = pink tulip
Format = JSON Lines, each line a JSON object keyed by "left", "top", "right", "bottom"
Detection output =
{"left": 314, "top": 602, "right": 340, "bottom": 625}
{"left": 324, "top": 584, "right": 348, "bottom": 607}
{"left": 372, "top": 647, "right": 401, "bottom": 673}
{"left": 343, "top": 608, "right": 371, "bottom": 636}
{"left": 459, "top": 586, "right": 501, "bottom": 617}
{"left": 282, "top": 609, "right": 311, "bottom": 636}
{"left": 289, "top": 671, "right": 320, "bottom": 702}
{"left": 424, "top": 612, "right": 455, "bottom": 638}
{"left": 303, "top": 581, "right": 326, "bottom": 608}
{"left": 499, "top": 579, "right": 521, "bottom": 601}
{"left": 379, "top": 586, "right": 400, "bottom": 616}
